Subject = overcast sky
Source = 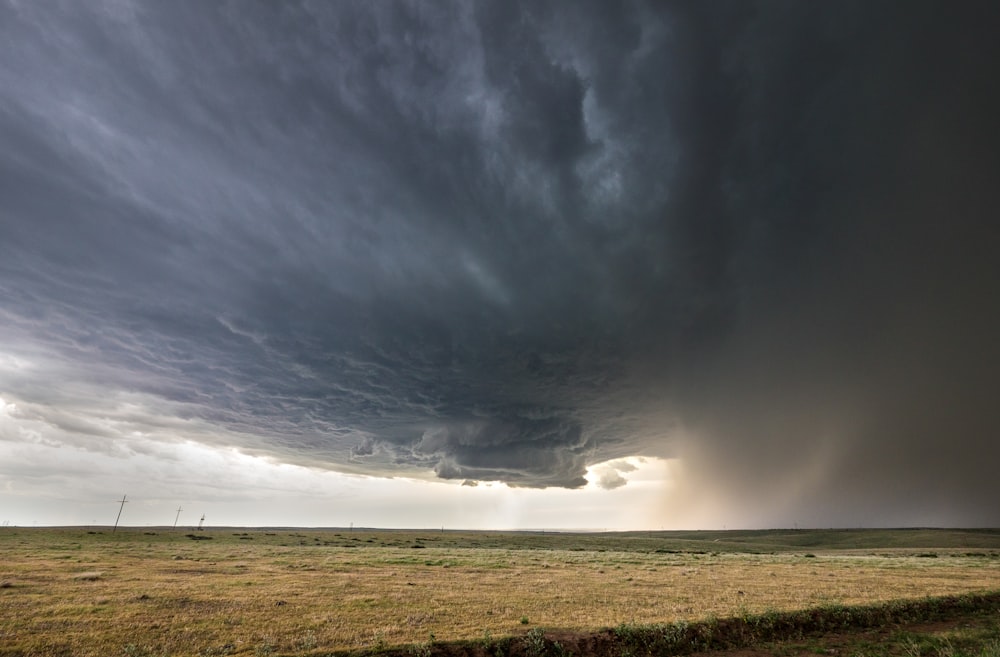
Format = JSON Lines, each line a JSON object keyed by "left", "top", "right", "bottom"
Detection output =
{"left": 2, "top": 1, "right": 999, "bottom": 529}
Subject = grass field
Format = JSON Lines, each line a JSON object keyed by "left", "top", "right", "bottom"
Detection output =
{"left": 1, "top": 528, "right": 999, "bottom": 656}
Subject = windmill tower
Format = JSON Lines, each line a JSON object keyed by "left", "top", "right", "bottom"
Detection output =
{"left": 197, "top": 514, "right": 205, "bottom": 531}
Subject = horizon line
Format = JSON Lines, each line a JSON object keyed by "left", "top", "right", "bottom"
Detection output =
{"left": 6, "top": 525, "right": 999, "bottom": 533}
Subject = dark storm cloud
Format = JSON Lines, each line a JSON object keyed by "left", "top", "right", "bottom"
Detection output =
{"left": 1, "top": 1, "right": 999, "bottom": 524}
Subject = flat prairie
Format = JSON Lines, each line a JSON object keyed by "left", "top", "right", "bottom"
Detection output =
{"left": 1, "top": 528, "right": 999, "bottom": 656}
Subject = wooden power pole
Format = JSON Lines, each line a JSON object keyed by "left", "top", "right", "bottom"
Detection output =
{"left": 112, "top": 494, "right": 128, "bottom": 533}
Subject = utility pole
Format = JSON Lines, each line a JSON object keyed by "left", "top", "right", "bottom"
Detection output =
{"left": 113, "top": 494, "right": 128, "bottom": 533}
{"left": 173, "top": 506, "right": 183, "bottom": 528}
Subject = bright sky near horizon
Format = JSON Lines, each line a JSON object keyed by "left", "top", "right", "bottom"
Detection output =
{"left": 2, "top": 1, "right": 999, "bottom": 529}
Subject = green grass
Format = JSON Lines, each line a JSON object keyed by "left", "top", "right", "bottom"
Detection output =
{"left": 9, "top": 526, "right": 1000, "bottom": 554}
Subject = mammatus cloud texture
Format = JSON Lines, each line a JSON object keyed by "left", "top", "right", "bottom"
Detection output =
{"left": 1, "top": 1, "right": 999, "bottom": 526}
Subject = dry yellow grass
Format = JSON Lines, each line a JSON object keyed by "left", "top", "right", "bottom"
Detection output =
{"left": 0, "top": 529, "right": 998, "bottom": 656}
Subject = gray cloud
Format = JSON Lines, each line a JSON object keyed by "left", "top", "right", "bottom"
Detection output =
{"left": 1, "top": 1, "right": 999, "bottom": 525}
